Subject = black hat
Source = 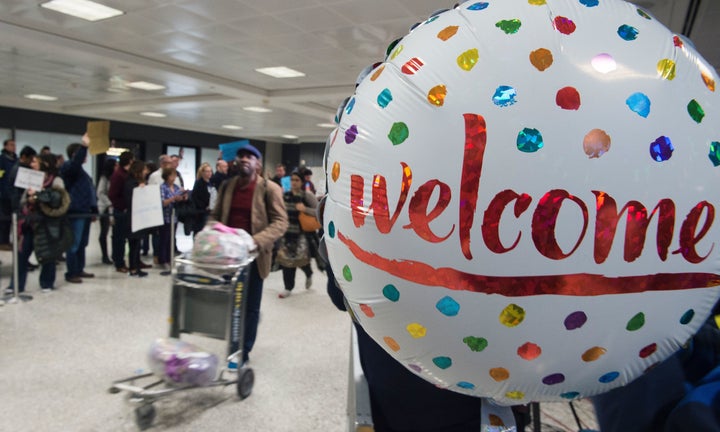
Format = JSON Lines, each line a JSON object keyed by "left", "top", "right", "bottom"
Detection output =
{"left": 236, "top": 144, "right": 262, "bottom": 159}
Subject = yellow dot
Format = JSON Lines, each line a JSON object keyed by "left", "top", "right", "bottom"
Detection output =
{"left": 528, "top": 0, "right": 546, "bottom": 4}
{"left": 384, "top": 337, "right": 400, "bottom": 352}
{"left": 505, "top": 390, "right": 525, "bottom": 400}
{"left": 489, "top": 367, "right": 510, "bottom": 382}
{"left": 390, "top": 45, "right": 404, "bottom": 60}
{"left": 499, "top": 304, "right": 525, "bottom": 327}
{"left": 657, "top": 58, "right": 676, "bottom": 80}
{"left": 406, "top": 323, "right": 427, "bottom": 339}
{"left": 457, "top": 48, "right": 479, "bottom": 71}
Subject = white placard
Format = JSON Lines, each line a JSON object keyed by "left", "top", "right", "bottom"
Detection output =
{"left": 14, "top": 166, "right": 44, "bottom": 190}
{"left": 131, "top": 184, "right": 163, "bottom": 233}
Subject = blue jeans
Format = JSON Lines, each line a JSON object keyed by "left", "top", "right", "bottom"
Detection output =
{"left": 9, "top": 227, "right": 56, "bottom": 291}
{"left": 243, "top": 262, "right": 264, "bottom": 363}
{"left": 65, "top": 216, "right": 89, "bottom": 279}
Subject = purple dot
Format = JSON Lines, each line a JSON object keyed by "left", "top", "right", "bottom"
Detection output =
{"left": 408, "top": 364, "right": 422, "bottom": 373}
{"left": 345, "top": 125, "right": 359, "bottom": 144}
{"left": 542, "top": 373, "right": 565, "bottom": 385}
{"left": 564, "top": 311, "right": 587, "bottom": 330}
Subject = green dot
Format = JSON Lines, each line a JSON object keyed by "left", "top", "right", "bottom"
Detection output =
{"left": 463, "top": 336, "right": 488, "bottom": 352}
{"left": 432, "top": 356, "right": 452, "bottom": 369}
{"left": 680, "top": 309, "right": 695, "bottom": 325}
{"left": 382, "top": 284, "right": 400, "bottom": 302}
{"left": 342, "top": 265, "right": 352, "bottom": 282}
{"left": 388, "top": 122, "right": 409, "bottom": 145}
{"left": 687, "top": 99, "right": 705, "bottom": 123}
{"left": 709, "top": 142, "right": 720, "bottom": 167}
{"left": 495, "top": 19, "right": 522, "bottom": 34}
{"left": 626, "top": 312, "right": 645, "bottom": 331}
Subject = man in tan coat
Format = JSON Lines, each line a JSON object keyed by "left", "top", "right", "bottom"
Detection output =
{"left": 211, "top": 144, "right": 288, "bottom": 365}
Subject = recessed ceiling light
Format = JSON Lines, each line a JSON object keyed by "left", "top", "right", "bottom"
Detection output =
{"left": 243, "top": 106, "right": 272, "bottom": 113}
{"left": 221, "top": 125, "right": 243, "bottom": 130}
{"left": 127, "top": 81, "right": 165, "bottom": 91}
{"left": 24, "top": 94, "right": 58, "bottom": 101}
{"left": 140, "top": 111, "right": 166, "bottom": 118}
{"left": 281, "top": 134, "right": 298, "bottom": 139}
{"left": 255, "top": 67, "right": 305, "bottom": 79}
{"left": 317, "top": 123, "right": 336, "bottom": 128}
{"left": 40, "top": 0, "right": 124, "bottom": 22}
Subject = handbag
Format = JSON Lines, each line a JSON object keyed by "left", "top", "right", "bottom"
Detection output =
{"left": 298, "top": 211, "right": 321, "bottom": 232}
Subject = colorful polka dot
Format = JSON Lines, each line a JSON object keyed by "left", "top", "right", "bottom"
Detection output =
{"left": 626, "top": 92, "right": 651, "bottom": 118}
{"left": 583, "top": 129, "right": 611, "bottom": 158}
{"left": 657, "top": 59, "right": 676, "bottom": 80}
{"left": 342, "top": 264, "right": 352, "bottom": 281}
{"left": 580, "top": 0, "right": 599, "bottom": 6}
{"left": 637, "top": 8, "right": 652, "bottom": 19}
{"left": 564, "top": 311, "right": 588, "bottom": 330}
{"left": 561, "top": 392, "right": 580, "bottom": 399}
{"left": 554, "top": 16, "right": 576, "bottom": 35}
{"left": 407, "top": 323, "right": 427, "bottom": 338}
{"left": 556, "top": 86, "right": 581, "bottom": 110}
{"left": 370, "top": 65, "right": 385, "bottom": 81}
{"left": 327, "top": 221, "right": 335, "bottom": 238}
{"left": 345, "top": 125, "right": 358, "bottom": 144}
{"left": 627, "top": 312, "right": 646, "bottom": 331}
{"left": 674, "top": 35, "right": 684, "bottom": 47}
{"left": 433, "top": 356, "right": 452, "bottom": 369}
{"left": 467, "top": 2, "right": 489, "bottom": 11}
{"left": 463, "top": 336, "right": 488, "bottom": 352}
{"left": 427, "top": 85, "right": 447, "bottom": 106}
{"left": 488, "top": 414, "right": 505, "bottom": 426}
{"left": 436, "top": 296, "right": 460, "bottom": 316}
{"left": 437, "top": 26, "right": 459, "bottom": 41}
{"left": 687, "top": 99, "right": 705, "bottom": 123}
{"left": 377, "top": 88, "right": 393, "bottom": 108}
{"left": 492, "top": 86, "right": 517, "bottom": 107}
{"left": 489, "top": 367, "right": 510, "bottom": 381}
{"left": 701, "top": 69, "right": 716, "bottom": 91}
{"left": 401, "top": 57, "right": 424, "bottom": 75}
{"left": 499, "top": 303, "right": 525, "bottom": 327}
{"left": 457, "top": 381, "right": 476, "bottom": 390}
{"left": 639, "top": 343, "right": 657, "bottom": 358}
{"left": 496, "top": 19, "right": 521, "bottom": 34}
{"left": 517, "top": 342, "right": 542, "bottom": 360}
{"left": 680, "top": 309, "right": 695, "bottom": 325}
{"left": 529, "top": 48, "right": 553, "bottom": 71}
{"left": 457, "top": 48, "right": 479, "bottom": 71}
{"left": 388, "top": 41, "right": 403, "bottom": 59}
{"left": 528, "top": 0, "right": 546, "bottom": 5}
{"left": 617, "top": 24, "right": 639, "bottom": 41}
{"left": 382, "top": 284, "right": 400, "bottom": 302}
{"left": 517, "top": 128, "right": 543, "bottom": 153}
{"left": 599, "top": 371, "right": 620, "bottom": 383}
{"left": 384, "top": 336, "right": 400, "bottom": 352}
{"left": 505, "top": 390, "right": 525, "bottom": 400}
{"left": 388, "top": 122, "right": 409, "bottom": 145}
{"left": 360, "top": 304, "right": 375, "bottom": 318}
{"left": 649, "top": 136, "right": 674, "bottom": 162}
{"left": 542, "top": 373, "right": 565, "bottom": 385}
{"left": 345, "top": 97, "right": 355, "bottom": 115}
{"left": 582, "top": 346, "right": 607, "bottom": 362}
{"left": 408, "top": 363, "right": 422, "bottom": 373}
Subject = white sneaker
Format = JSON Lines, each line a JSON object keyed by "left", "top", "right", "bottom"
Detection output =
{"left": 278, "top": 289, "right": 292, "bottom": 298}
{"left": 41, "top": 288, "right": 53, "bottom": 293}
{"left": 305, "top": 275, "right": 313, "bottom": 289}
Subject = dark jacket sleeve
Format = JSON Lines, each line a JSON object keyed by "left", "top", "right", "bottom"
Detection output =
{"left": 191, "top": 179, "right": 210, "bottom": 211}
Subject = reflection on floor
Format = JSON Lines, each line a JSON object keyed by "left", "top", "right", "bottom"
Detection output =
{"left": 0, "top": 223, "right": 597, "bottom": 431}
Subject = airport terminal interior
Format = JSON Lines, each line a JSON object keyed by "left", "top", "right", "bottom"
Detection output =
{"left": 1, "top": 0, "right": 719, "bottom": 431}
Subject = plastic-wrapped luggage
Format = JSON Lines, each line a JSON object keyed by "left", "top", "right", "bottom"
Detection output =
{"left": 147, "top": 338, "right": 218, "bottom": 387}
{"left": 191, "top": 223, "right": 254, "bottom": 264}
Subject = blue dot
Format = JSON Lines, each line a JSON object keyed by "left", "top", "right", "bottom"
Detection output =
{"left": 328, "top": 221, "right": 336, "bottom": 238}
{"left": 617, "top": 24, "right": 639, "bottom": 41}
{"left": 433, "top": 356, "right": 453, "bottom": 369}
{"left": 457, "top": 381, "right": 476, "bottom": 390}
{"left": 517, "top": 128, "right": 544, "bottom": 153}
{"left": 710, "top": 142, "right": 720, "bottom": 167}
{"left": 467, "top": 2, "right": 489, "bottom": 10}
{"left": 383, "top": 284, "right": 400, "bottom": 302}
{"left": 626, "top": 92, "right": 650, "bottom": 118}
{"left": 345, "top": 98, "right": 355, "bottom": 115}
{"left": 377, "top": 89, "right": 393, "bottom": 108}
{"left": 649, "top": 136, "right": 674, "bottom": 162}
{"left": 599, "top": 371, "right": 620, "bottom": 383}
{"left": 560, "top": 391, "right": 580, "bottom": 399}
{"left": 493, "top": 86, "right": 517, "bottom": 107}
{"left": 680, "top": 309, "right": 695, "bottom": 325}
{"left": 580, "top": 0, "right": 599, "bottom": 6}
{"left": 436, "top": 296, "right": 460, "bottom": 316}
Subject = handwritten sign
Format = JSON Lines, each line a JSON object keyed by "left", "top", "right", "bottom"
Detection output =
{"left": 14, "top": 167, "right": 44, "bottom": 190}
{"left": 131, "top": 184, "right": 163, "bottom": 233}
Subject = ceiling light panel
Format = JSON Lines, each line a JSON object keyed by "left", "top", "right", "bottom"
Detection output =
{"left": 127, "top": 81, "right": 166, "bottom": 91}
{"left": 255, "top": 67, "right": 306, "bottom": 78}
{"left": 140, "top": 111, "right": 166, "bottom": 118}
{"left": 25, "top": 94, "right": 58, "bottom": 101}
{"left": 40, "top": 0, "right": 124, "bottom": 22}
{"left": 243, "top": 106, "right": 272, "bottom": 113}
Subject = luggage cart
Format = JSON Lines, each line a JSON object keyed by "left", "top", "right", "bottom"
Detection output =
{"left": 109, "top": 254, "right": 255, "bottom": 430}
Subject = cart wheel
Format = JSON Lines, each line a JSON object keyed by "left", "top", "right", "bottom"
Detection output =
{"left": 135, "top": 404, "right": 156, "bottom": 430}
{"left": 236, "top": 367, "right": 254, "bottom": 399}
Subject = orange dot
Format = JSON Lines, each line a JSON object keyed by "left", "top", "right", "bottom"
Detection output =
{"left": 488, "top": 414, "right": 505, "bottom": 426}
{"left": 489, "top": 367, "right": 510, "bottom": 382}
{"left": 437, "top": 25, "right": 459, "bottom": 41}
{"left": 371, "top": 65, "right": 385, "bottom": 81}
{"left": 331, "top": 162, "right": 341, "bottom": 182}
{"left": 701, "top": 70, "right": 716, "bottom": 92}
{"left": 360, "top": 304, "right": 375, "bottom": 318}
{"left": 529, "top": 48, "right": 553, "bottom": 71}
{"left": 582, "top": 346, "right": 607, "bottom": 362}
{"left": 384, "top": 337, "right": 400, "bottom": 352}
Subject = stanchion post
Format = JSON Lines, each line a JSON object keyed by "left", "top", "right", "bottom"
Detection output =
{"left": 7, "top": 211, "right": 32, "bottom": 303}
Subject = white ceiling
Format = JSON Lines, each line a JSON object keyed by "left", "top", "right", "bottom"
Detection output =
{"left": 0, "top": 0, "right": 717, "bottom": 144}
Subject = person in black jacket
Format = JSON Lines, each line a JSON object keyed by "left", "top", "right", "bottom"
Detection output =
{"left": 190, "top": 162, "right": 216, "bottom": 237}
{"left": 0, "top": 138, "right": 17, "bottom": 247}
{"left": 124, "top": 160, "right": 149, "bottom": 277}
